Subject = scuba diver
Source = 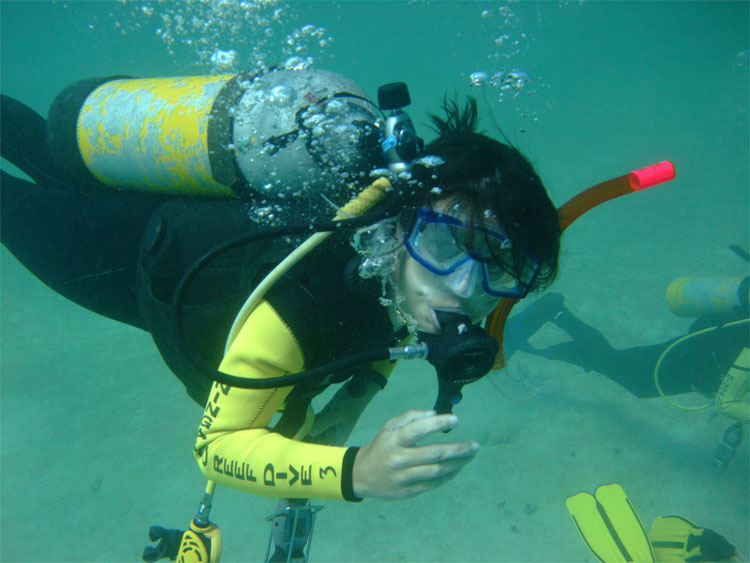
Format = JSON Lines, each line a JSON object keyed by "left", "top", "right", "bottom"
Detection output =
{"left": 1, "top": 67, "right": 562, "bottom": 561}
{"left": 511, "top": 264, "right": 749, "bottom": 471}
{"left": 513, "top": 273, "right": 748, "bottom": 401}
{"left": 1, "top": 66, "right": 697, "bottom": 561}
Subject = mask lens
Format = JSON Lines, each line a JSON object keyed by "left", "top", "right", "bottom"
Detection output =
{"left": 412, "top": 220, "right": 467, "bottom": 271}
{"left": 406, "top": 208, "right": 540, "bottom": 298}
{"left": 482, "top": 254, "right": 540, "bottom": 297}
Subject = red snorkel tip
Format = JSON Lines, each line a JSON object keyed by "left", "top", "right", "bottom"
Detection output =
{"left": 629, "top": 160, "right": 676, "bottom": 191}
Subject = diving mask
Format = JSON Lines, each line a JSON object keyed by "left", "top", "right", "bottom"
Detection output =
{"left": 404, "top": 208, "right": 539, "bottom": 299}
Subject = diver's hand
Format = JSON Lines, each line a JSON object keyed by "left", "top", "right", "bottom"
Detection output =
{"left": 352, "top": 409, "right": 480, "bottom": 499}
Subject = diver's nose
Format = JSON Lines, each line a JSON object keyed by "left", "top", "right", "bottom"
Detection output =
{"left": 449, "top": 259, "right": 481, "bottom": 298}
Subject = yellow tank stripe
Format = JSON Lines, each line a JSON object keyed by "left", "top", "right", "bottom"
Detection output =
{"left": 77, "top": 75, "right": 235, "bottom": 196}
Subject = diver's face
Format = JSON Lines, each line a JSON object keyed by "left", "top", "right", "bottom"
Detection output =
{"left": 391, "top": 204, "right": 506, "bottom": 334}
{"left": 393, "top": 253, "right": 501, "bottom": 333}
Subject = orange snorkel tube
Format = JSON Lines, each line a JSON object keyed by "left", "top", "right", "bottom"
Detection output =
{"left": 486, "top": 160, "right": 677, "bottom": 369}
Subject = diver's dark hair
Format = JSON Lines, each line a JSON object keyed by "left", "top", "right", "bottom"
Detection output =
{"left": 407, "top": 96, "right": 560, "bottom": 291}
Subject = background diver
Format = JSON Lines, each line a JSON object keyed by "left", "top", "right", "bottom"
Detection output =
{"left": 505, "top": 270, "right": 748, "bottom": 401}
{"left": 501, "top": 256, "right": 749, "bottom": 475}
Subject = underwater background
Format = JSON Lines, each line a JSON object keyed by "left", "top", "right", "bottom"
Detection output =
{"left": 1, "top": 1, "right": 748, "bottom": 561}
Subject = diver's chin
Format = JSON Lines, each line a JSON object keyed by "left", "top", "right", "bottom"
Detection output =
{"left": 403, "top": 305, "right": 441, "bottom": 335}
{"left": 423, "top": 307, "right": 441, "bottom": 334}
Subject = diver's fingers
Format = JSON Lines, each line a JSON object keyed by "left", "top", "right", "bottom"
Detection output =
{"left": 353, "top": 412, "right": 479, "bottom": 499}
{"left": 392, "top": 412, "right": 459, "bottom": 447}
{"left": 393, "top": 440, "right": 480, "bottom": 470}
{"left": 382, "top": 409, "right": 438, "bottom": 432}
{"left": 392, "top": 460, "right": 471, "bottom": 499}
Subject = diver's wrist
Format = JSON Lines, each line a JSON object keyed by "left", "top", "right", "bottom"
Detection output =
{"left": 342, "top": 447, "right": 364, "bottom": 502}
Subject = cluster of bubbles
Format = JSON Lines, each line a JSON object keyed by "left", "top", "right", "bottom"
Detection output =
{"left": 470, "top": 4, "right": 532, "bottom": 101}
{"left": 469, "top": 4, "right": 541, "bottom": 126}
{"left": 225, "top": 68, "right": 384, "bottom": 228}
{"left": 735, "top": 49, "right": 749, "bottom": 73}
{"left": 351, "top": 217, "right": 401, "bottom": 282}
{"left": 469, "top": 69, "right": 529, "bottom": 96}
{"left": 112, "top": 0, "right": 333, "bottom": 73}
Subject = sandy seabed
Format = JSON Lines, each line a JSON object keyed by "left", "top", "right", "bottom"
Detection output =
{"left": 1, "top": 243, "right": 747, "bottom": 562}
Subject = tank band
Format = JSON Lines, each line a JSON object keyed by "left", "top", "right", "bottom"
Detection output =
{"left": 207, "top": 70, "right": 268, "bottom": 198}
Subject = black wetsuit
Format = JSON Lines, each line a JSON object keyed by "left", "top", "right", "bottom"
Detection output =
{"left": 514, "top": 293, "right": 748, "bottom": 398}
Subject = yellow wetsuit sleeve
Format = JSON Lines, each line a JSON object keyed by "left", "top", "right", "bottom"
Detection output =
{"left": 193, "top": 300, "right": 359, "bottom": 501}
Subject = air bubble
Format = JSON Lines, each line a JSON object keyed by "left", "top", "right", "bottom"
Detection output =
{"left": 209, "top": 48, "right": 239, "bottom": 72}
{"left": 415, "top": 155, "right": 445, "bottom": 167}
{"left": 470, "top": 71, "right": 489, "bottom": 87}
{"left": 283, "top": 56, "right": 312, "bottom": 71}
{"left": 369, "top": 168, "right": 392, "bottom": 178}
{"left": 115, "top": 1, "right": 332, "bottom": 72}
{"left": 269, "top": 84, "right": 294, "bottom": 106}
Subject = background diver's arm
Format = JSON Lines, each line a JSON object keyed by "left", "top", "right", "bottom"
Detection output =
{"left": 307, "top": 363, "right": 392, "bottom": 446}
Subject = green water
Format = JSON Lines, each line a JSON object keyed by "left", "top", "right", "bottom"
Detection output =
{"left": 1, "top": 1, "right": 748, "bottom": 561}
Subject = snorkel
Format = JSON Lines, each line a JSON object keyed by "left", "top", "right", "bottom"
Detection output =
{"left": 487, "top": 160, "right": 677, "bottom": 369}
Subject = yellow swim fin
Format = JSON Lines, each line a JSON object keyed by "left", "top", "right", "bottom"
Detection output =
{"left": 566, "top": 483, "right": 655, "bottom": 563}
{"left": 649, "top": 515, "right": 737, "bottom": 562}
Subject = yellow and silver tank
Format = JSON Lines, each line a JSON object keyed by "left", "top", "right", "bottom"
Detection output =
{"left": 75, "top": 74, "right": 234, "bottom": 196}
{"left": 666, "top": 276, "right": 749, "bottom": 317}
{"left": 47, "top": 68, "right": 381, "bottom": 217}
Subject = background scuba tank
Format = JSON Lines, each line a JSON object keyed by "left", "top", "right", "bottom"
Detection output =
{"left": 46, "top": 68, "right": 382, "bottom": 219}
{"left": 666, "top": 275, "right": 749, "bottom": 317}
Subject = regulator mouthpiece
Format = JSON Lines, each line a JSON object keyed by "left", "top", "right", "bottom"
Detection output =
{"left": 417, "top": 311, "right": 499, "bottom": 415}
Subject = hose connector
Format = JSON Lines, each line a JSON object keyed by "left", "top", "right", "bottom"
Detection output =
{"left": 388, "top": 342, "right": 428, "bottom": 360}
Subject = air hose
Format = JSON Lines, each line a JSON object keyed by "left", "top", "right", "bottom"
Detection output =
{"left": 487, "top": 161, "right": 676, "bottom": 369}
{"left": 653, "top": 318, "right": 749, "bottom": 421}
{"left": 171, "top": 177, "right": 406, "bottom": 390}
{"left": 224, "top": 177, "right": 391, "bottom": 350}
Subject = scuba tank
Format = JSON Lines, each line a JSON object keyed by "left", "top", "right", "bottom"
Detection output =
{"left": 666, "top": 275, "right": 749, "bottom": 317}
{"left": 46, "top": 68, "right": 382, "bottom": 221}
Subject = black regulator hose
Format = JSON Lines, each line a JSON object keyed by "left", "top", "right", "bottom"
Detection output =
{"left": 207, "top": 348, "right": 391, "bottom": 389}
{"left": 170, "top": 207, "right": 395, "bottom": 388}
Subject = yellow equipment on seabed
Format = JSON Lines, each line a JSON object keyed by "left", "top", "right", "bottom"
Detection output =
{"left": 566, "top": 483, "right": 742, "bottom": 563}
{"left": 142, "top": 481, "right": 323, "bottom": 563}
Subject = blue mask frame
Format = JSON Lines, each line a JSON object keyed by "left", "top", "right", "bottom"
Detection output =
{"left": 404, "top": 208, "right": 540, "bottom": 298}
